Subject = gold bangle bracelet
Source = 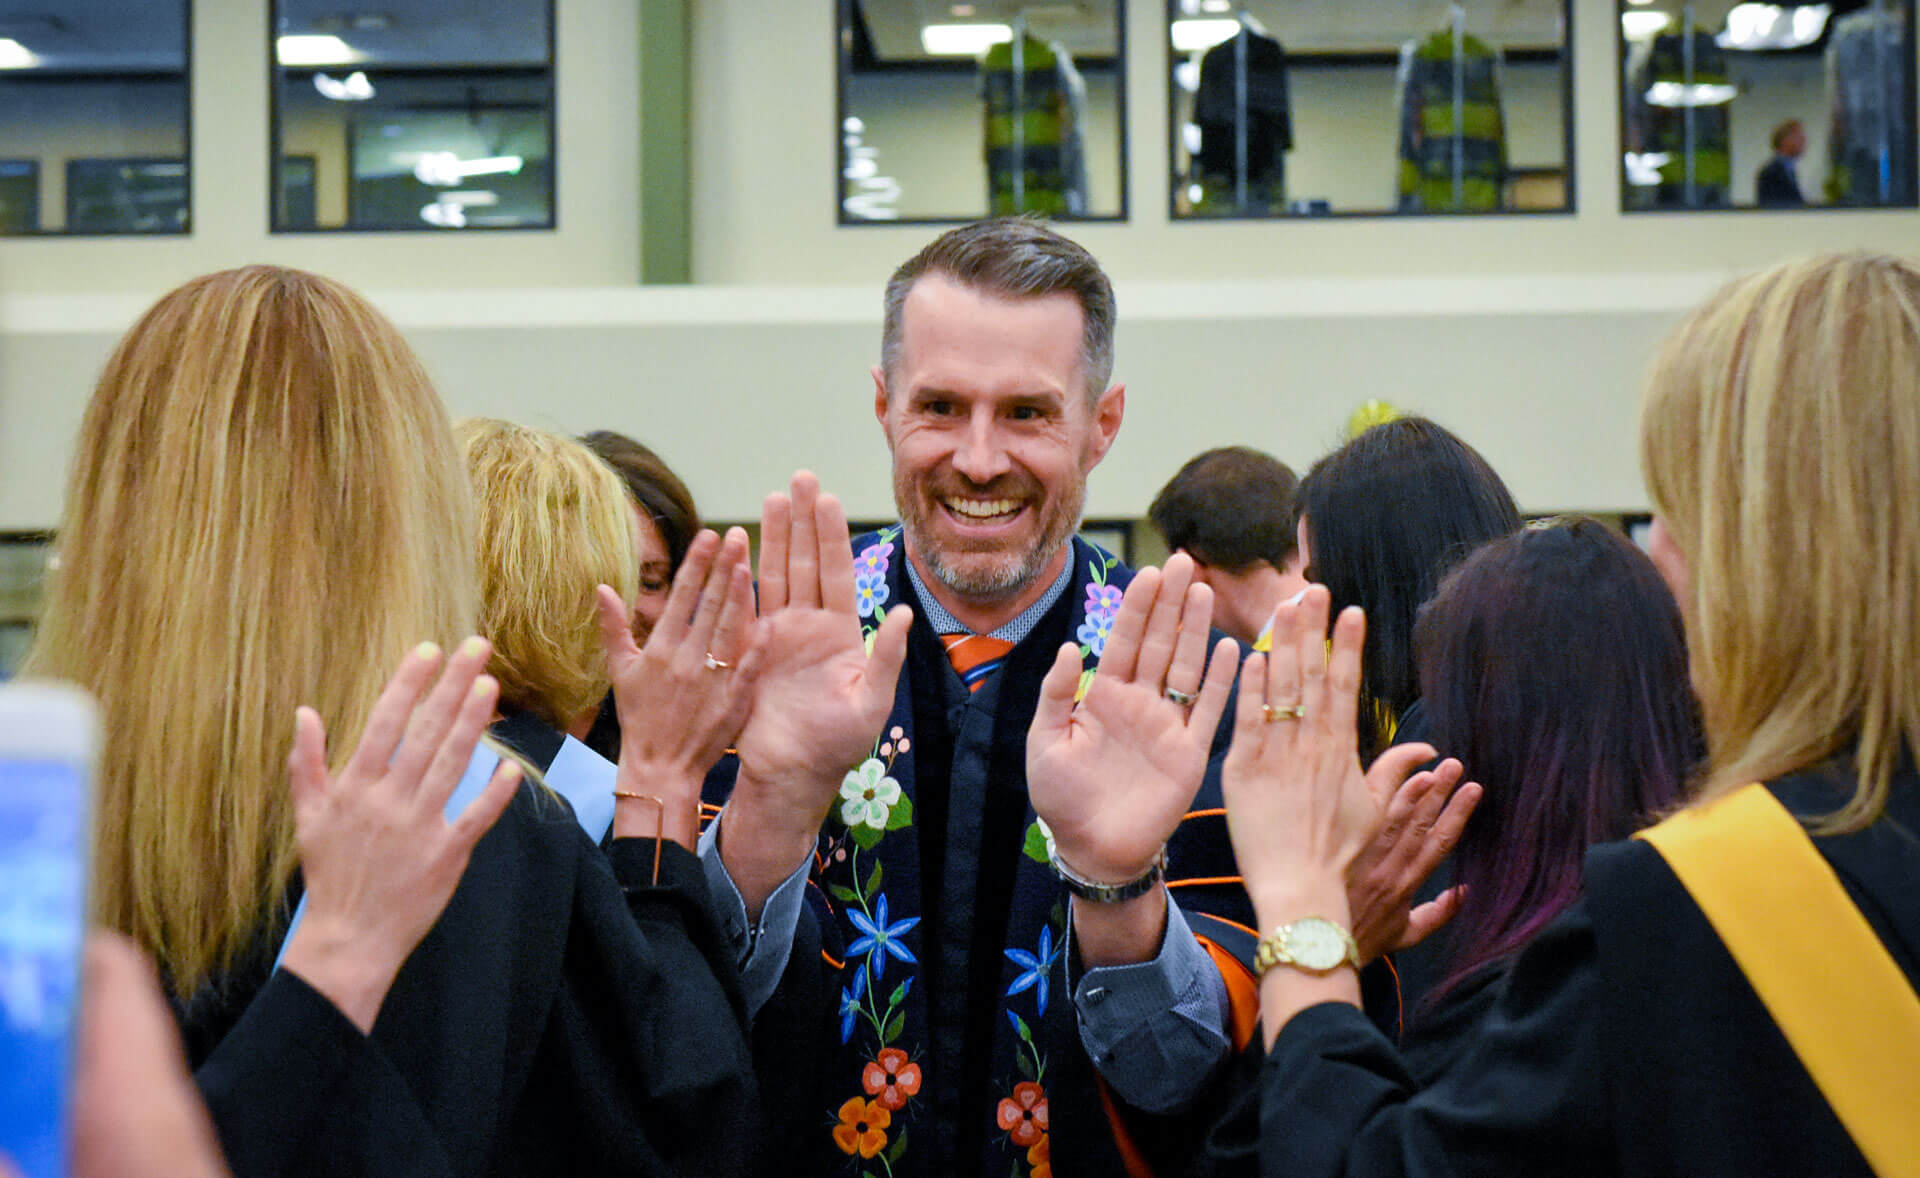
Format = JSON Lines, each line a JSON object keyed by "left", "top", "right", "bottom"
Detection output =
{"left": 611, "top": 791, "right": 701, "bottom": 884}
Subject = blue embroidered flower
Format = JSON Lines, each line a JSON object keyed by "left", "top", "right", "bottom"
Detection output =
{"left": 1004, "top": 924, "right": 1061, "bottom": 1015}
{"left": 840, "top": 955, "right": 869, "bottom": 1043}
{"left": 847, "top": 894, "right": 920, "bottom": 981}
{"left": 1078, "top": 583, "right": 1123, "bottom": 657}
{"left": 855, "top": 568, "right": 889, "bottom": 618}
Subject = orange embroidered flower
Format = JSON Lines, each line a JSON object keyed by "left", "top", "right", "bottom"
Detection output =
{"left": 831, "top": 1096, "right": 891, "bottom": 1158}
{"left": 862, "top": 1047, "right": 924, "bottom": 1111}
{"left": 1027, "top": 1132, "right": 1051, "bottom": 1178}
{"left": 995, "top": 1081, "right": 1049, "bottom": 1148}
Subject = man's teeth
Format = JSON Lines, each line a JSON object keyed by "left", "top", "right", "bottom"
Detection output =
{"left": 944, "top": 498, "right": 1020, "bottom": 520}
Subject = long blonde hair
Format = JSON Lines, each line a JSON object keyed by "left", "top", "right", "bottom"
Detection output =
{"left": 456, "top": 418, "right": 638, "bottom": 733}
{"left": 1641, "top": 252, "right": 1920, "bottom": 831}
{"left": 26, "top": 266, "right": 478, "bottom": 994}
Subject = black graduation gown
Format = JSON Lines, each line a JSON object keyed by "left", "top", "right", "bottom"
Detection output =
{"left": 175, "top": 761, "right": 760, "bottom": 1178}
{"left": 1254, "top": 766, "right": 1920, "bottom": 1177}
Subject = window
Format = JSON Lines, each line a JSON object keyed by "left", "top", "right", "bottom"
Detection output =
{"left": 0, "top": 2, "right": 191, "bottom": 235}
{"left": 838, "top": 0, "right": 1128, "bottom": 224}
{"left": 1167, "top": 1, "right": 1574, "bottom": 218}
{"left": 271, "top": 0, "right": 555, "bottom": 231}
{"left": 1619, "top": 0, "right": 1916, "bottom": 211}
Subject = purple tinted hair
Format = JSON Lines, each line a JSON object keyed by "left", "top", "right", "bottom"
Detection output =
{"left": 1413, "top": 518, "right": 1701, "bottom": 1007}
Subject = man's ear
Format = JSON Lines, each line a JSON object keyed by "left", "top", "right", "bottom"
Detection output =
{"left": 872, "top": 365, "right": 893, "bottom": 441}
{"left": 1084, "top": 383, "right": 1126, "bottom": 469}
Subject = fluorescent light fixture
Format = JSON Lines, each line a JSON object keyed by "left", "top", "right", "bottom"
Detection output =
{"left": 1624, "top": 151, "right": 1673, "bottom": 186}
{"left": 1717, "top": 3, "right": 1830, "bottom": 50}
{"left": 1645, "top": 81, "right": 1740, "bottom": 107}
{"left": 412, "top": 152, "right": 525, "bottom": 187}
{"left": 920, "top": 22, "right": 1012, "bottom": 55}
{"left": 313, "top": 70, "right": 374, "bottom": 100}
{"left": 1200, "top": 0, "right": 1232, "bottom": 10}
{"left": 1621, "top": 10, "right": 1673, "bottom": 40}
{"left": 1181, "top": 122, "right": 1203, "bottom": 155}
{"left": 277, "top": 34, "right": 362, "bottom": 66}
{"left": 1171, "top": 18, "right": 1240, "bottom": 52}
{"left": 1174, "top": 59, "right": 1200, "bottom": 92}
{"left": 0, "top": 37, "right": 39, "bottom": 69}
{"left": 420, "top": 200, "right": 466, "bottom": 228}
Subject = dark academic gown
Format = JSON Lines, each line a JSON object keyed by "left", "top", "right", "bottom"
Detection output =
{"left": 1252, "top": 765, "right": 1920, "bottom": 1177}
{"left": 174, "top": 716, "right": 759, "bottom": 1178}
{"left": 1756, "top": 157, "right": 1806, "bottom": 207}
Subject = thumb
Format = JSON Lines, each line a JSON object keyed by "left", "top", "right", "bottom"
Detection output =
{"left": 1397, "top": 885, "right": 1466, "bottom": 951}
{"left": 1030, "top": 642, "right": 1085, "bottom": 747}
{"left": 859, "top": 605, "right": 913, "bottom": 721}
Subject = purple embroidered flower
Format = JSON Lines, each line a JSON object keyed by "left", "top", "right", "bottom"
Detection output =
{"left": 848, "top": 894, "right": 920, "bottom": 981}
{"left": 1078, "top": 582, "right": 1122, "bottom": 657}
{"left": 839, "top": 955, "right": 868, "bottom": 1042}
{"left": 855, "top": 568, "right": 889, "bottom": 619}
{"left": 1004, "top": 924, "right": 1062, "bottom": 1015}
{"left": 855, "top": 540, "right": 895, "bottom": 577}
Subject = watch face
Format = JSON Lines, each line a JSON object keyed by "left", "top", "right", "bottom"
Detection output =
{"left": 1288, "top": 918, "right": 1350, "bottom": 971}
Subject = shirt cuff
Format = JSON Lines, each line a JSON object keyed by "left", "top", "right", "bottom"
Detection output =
{"left": 1072, "top": 894, "right": 1233, "bottom": 1114}
{"left": 698, "top": 811, "right": 809, "bottom": 1019}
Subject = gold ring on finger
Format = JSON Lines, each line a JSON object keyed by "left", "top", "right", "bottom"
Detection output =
{"left": 1261, "top": 703, "right": 1306, "bottom": 723}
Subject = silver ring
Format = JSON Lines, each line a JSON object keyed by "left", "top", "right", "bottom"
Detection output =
{"left": 703, "top": 653, "right": 731, "bottom": 671}
{"left": 1163, "top": 685, "right": 1199, "bottom": 708}
{"left": 1261, "top": 703, "right": 1306, "bottom": 723}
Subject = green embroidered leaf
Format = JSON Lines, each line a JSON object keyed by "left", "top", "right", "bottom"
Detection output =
{"left": 1021, "top": 822, "right": 1050, "bottom": 864}
{"left": 883, "top": 1010, "right": 906, "bottom": 1043}
{"left": 1009, "top": 1012, "right": 1034, "bottom": 1044}
{"left": 886, "top": 980, "right": 910, "bottom": 1010}
{"left": 1016, "top": 1051, "right": 1037, "bottom": 1081}
{"left": 851, "top": 822, "right": 886, "bottom": 850}
{"left": 829, "top": 883, "right": 861, "bottom": 905}
{"left": 886, "top": 1129, "right": 909, "bottom": 1165}
{"left": 865, "top": 860, "right": 883, "bottom": 899}
{"left": 886, "top": 792, "right": 914, "bottom": 830}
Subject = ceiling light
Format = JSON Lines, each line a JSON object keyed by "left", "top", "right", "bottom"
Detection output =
{"left": 1624, "top": 151, "right": 1673, "bottom": 186}
{"left": 420, "top": 199, "right": 466, "bottom": 228}
{"left": 0, "top": 38, "right": 38, "bottom": 69}
{"left": 412, "top": 152, "right": 525, "bottom": 187}
{"left": 1645, "top": 81, "right": 1740, "bottom": 107}
{"left": 276, "top": 34, "right": 361, "bottom": 66}
{"left": 1171, "top": 19, "right": 1240, "bottom": 52}
{"left": 1717, "top": 3, "right": 1830, "bottom": 50}
{"left": 949, "top": 3, "right": 975, "bottom": 14}
{"left": 313, "top": 70, "right": 374, "bottom": 100}
{"left": 920, "top": 22, "right": 1013, "bottom": 55}
{"left": 1621, "top": 10, "right": 1672, "bottom": 40}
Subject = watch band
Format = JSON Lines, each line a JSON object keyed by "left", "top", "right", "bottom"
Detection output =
{"left": 1047, "top": 843, "right": 1168, "bottom": 904}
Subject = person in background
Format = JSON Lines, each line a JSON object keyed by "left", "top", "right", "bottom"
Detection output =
{"left": 1227, "top": 252, "right": 1920, "bottom": 1177}
{"left": 1147, "top": 446, "right": 1307, "bottom": 647}
{"left": 24, "top": 265, "right": 762, "bottom": 1178}
{"left": 1758, "top": 119, "right": 1808, "bottom": 207}
{"left": 579, "top": 430, "right": 703, "bottom": 764}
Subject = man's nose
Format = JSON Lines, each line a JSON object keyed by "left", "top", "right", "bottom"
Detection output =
{"left": 951, "top": 410, "right": 1012, "bottom": 485}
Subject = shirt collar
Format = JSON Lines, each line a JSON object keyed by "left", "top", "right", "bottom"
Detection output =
{"left": 903, "top": 543, "right": 1075, "bottom": 645}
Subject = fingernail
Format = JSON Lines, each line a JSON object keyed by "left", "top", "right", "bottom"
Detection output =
{"left": 415, "top": 641, "right": 442, "bottom": 661}
{"left": 461, "top": 635, "right": 488, "bottom": 659}
{"left": 472, "top": 675, "right": 498, "bottom": 699}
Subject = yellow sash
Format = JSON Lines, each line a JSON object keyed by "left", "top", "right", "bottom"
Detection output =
{"left": 1637, "top": 783, "right": 1920, "bottom": 1177}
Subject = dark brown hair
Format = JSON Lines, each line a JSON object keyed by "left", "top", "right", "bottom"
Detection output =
{"left": 579, "top": 430, "right": 701, "bottom": 573}
{"left": 1149, "top": 446, "right": 1299, "bottom": 571}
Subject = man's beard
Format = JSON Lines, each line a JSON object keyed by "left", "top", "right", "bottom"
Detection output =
{"left": 895, "top": 470, "right": 1084, "bottom": 603}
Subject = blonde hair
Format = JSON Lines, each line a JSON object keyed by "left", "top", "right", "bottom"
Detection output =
{"left": 26, "top": 265, "right": 478, "bottom": 993}
{"left": 1641, "top": 252, "right": 1920, "bottom": 832}
{"left": 456, "top": 418, "right": 638, "bottom": 733}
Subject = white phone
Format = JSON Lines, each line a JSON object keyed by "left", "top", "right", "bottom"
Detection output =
{"left": 0, "top": 682, "right": 98, "bottom": 1178}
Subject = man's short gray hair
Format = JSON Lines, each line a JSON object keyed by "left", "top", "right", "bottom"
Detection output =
{"left": 880, "top": 217, "right": 1116, "bottom": 406}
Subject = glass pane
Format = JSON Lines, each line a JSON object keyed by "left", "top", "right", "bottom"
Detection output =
{"left": 272, "top": 0, "right": 554, "bottom": 232}
{"left": 1167, "top": 1, "right": 1572, "bottom": 218}
{"left": 839, "top": 0, "right": 1127, "bottom": 223}
{"left": 0, "top": 2, "right": 190, "bottom": 235}
{"left": 1620, "top": 0, "right": 1916, "bottom": 211}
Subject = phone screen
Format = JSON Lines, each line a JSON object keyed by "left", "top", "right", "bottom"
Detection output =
{"left": 0, "top": 756, "right": 87, "bottom": 1178}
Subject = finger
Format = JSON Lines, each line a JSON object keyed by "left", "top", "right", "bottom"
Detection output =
{"left": 1187, "top": 636, "right": 1239, "bottom": 740}
{"left": 449, "top": 756, "right": 524, "bottom": 853}
{"left": 341, "top": 641, "right": 444, "bottom": 782}
{"left": 1133, "top": 555, "right": 1193, "bottom": 690}
{"left": 1230, "top": 651, "right": 1269, "bottom": 765}
{"left": 597, "top": 584, "right": 643, "bottom": 669}
{"left": 817, "top": 491, "right": 858, "bottom": 615}
{"left": 707, "top": 535, "right": 756, "bottom": 662}
{"left": 413, "top": 668, "right": 501, "bottom": 809}
{"left": 786, "top": 471, "right": 822, "bottom": 609}
{"left": 1393, "top": 759, "right": 1463, "bottom": 859}
{"left": 1407, "top": 777, "right": 1480, "bottom": 881}
{"left": 1399, "top": 885, "right": 1467, "bottom": 951}
{"left": 288, "top": 706, "right": 330, "bottom": 809}
{"left": 1097, "top": 566, "right": 1160, "bottom": 684}
{"left": 1315, "top": 603, "right": 1365, "bottom": 777}
{"left": 859, "top": 605, "right": 913, "bottom": 723}
{"left": 758, "top": 492, "right": 792, "bottom": 613}
{"left": 683, "top": 532, "right": 738, "bottom": 659}
{"left": 1370, "top": 763, "right": 1439, "bottom": 860}
{"left": 1264, "top": 597, "right": 1304, "bottom": 755}
{"left": 1362, "top": 741, "right": 1436, "bottom": 819}
{"left": 653, "top": 530, "right": 721, "bottom": 651}
{"left": 1030, "top": 642, "right": 1086, "bottom": 746}
{"left": 1164, "top": 579, "right": 1214, "bottom": 696}
{"left": 389, "top": 636, "right": 491, "bottom": 785}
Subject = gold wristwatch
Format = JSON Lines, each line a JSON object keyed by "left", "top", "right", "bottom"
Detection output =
{"left": 1253, "top": 917, "right": 1360, "bottom": 978}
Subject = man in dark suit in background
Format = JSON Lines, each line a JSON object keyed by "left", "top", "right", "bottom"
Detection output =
{"left": 1757, "top": 119, "right": 1808, "bottom": 207}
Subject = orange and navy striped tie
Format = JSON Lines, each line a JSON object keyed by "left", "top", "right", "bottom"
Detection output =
{"left": 941, "top": 633, "right": 1014, "bottom": 694}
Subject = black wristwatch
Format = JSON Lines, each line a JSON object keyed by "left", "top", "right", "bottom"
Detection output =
{"left": 1046, "top": 843, "right": 1169, "bottom": 903}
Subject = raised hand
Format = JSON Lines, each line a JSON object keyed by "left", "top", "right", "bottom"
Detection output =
{"left": 720, "top": 471, "right": 912, "bottom": 914}
{"left": 1346, "top": 757, "right": 1481, "bottom": 964}
{"left": 598, "top": 527, "right": 765, "bottom": 848}
{"left": 1027, "top": 553, "right": 1239, "bottom": 885}
{"left": 278, "top": 637, "right": 522, "bottom": 1032}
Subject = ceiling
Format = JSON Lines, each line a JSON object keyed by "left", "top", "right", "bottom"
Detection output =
{"left": 0, "top": 0, "right": 548, "bottom": 72}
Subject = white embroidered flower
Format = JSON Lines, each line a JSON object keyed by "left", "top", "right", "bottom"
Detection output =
{"left": 1035, "top": 816, "right": 1057, "bottom": 861}
{"left": 839, "top": 757, "right": 903, "bottom": 830}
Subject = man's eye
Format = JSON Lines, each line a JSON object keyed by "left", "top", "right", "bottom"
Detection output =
{"left": 923, "top": 400, "right": 955, "bottom": 416}
{"left": 1009, "top": 406, "right": 1042, "bottom": 421}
